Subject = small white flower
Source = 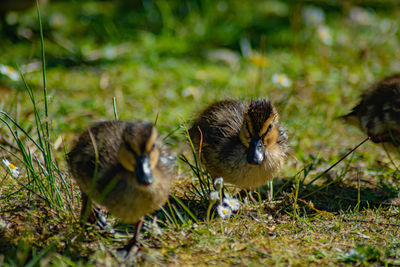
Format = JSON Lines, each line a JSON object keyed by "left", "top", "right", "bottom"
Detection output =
{"left": 0, "top": 219, "right": 9, "bottom": 229}
{"left": 5, "top": 12, "right": 18, "bottom": 25}
{"left": 217, "top": 205, "right": 232, "bottom": 219}
{"left": 181, "top": 86, "right": 200, "bottom": 98}
{"left": 317, "top": 25, "right": 333, "bottom": 46}
{"left": 0, "top": 65, "right": 19, "bottom": 81}
{"left": 49, "top": 13, "right": 66, "bottom": 29}
{"left": 379, "top": 19, "right": 392, "bottom": 34}
{"left": 349, "top": 7, "right": 373, "bottom": 26}
{"left": 272, "top": 74, "right": 292, "bottom": 88}
{"left": 2, "top": 159, "right": 20, "bottom": 177}
{"left": 223, "top": 198, "right": 240, "bottom": 212}
{"left": 214, "top": 177, "right": 224, "bottom": 191}
{"left": 302, "top": 6, "right": 325, "bottom": 28}
{"left": 209, "top": 191, "right": 220, "bottom": 202}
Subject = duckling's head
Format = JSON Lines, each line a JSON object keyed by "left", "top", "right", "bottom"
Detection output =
{"left": 240, "top": 99, "right": 280, "bottom": 165}
{"left": 118, "top": 122, "right": 160, "bottom": 186}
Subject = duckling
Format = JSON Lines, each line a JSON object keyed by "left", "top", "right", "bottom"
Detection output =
{"left": 67, "top": 121, "right": 174, "bottom": 253}
{"left": 189, "top": 99, "right": 289, "bottom": 189}
{"left": 342, "top": 74, "right": 400, "bottom": 150}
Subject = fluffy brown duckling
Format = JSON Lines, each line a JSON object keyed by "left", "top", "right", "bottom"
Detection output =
{"left": 342, "top": 74, "right": 400, "bottom": 150}
{"left": 189, "top": 99, "right": 289, "bottom": 189}
{"left": 67, "top": 121, "right": 175, "bottom": 254}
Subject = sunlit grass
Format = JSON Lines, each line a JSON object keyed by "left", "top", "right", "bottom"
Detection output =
{"left": 0, "top": 7, "right": 75, "bottom": 216}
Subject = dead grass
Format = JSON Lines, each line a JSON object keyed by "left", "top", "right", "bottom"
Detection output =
{"left": 0, "top": 162, "right": 399, "bottom": 266}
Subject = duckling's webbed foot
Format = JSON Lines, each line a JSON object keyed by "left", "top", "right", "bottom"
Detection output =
{"left": 239, "top": 190, "right": 259, "bottom": 203}
{"left": 93, "top": 207, "right": 109, "bottom": 229}
{"left": 80, "top": 192, "right": 110, "bottom": 231}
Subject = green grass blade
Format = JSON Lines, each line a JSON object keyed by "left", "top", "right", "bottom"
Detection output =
{"left": 171, "top": 195, "right": 199, "bottom": 224}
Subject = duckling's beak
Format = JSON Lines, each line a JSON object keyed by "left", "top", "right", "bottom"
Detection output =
{"left": 135, "top": 156, "right": 153, "bottom": 185}
{"left": 247, "top": 136, "right": 265, "bottom": 165}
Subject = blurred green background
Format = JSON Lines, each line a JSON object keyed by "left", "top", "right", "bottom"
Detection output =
{"left": 1, "top": 0, "right": 399, "bottom": 165}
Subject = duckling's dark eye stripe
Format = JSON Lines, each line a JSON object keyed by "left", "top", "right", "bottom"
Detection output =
{"left": 261, "top": 131, "right": 268, "bottom": 139}
{"left": 124, "top": 140, "right": 137, "bottom": 156}
{"left": 245, "top": 121, "right": 251, "bottom": 135}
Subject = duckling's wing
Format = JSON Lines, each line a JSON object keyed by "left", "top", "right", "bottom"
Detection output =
{"left": 190, "top": 100, "right": 245, "bottom": 143}
{"left": 156, "top": 138, "right": 176, "bottom": 179}
{"left": 67, "top": 121, "right": 126, "bottom": 191}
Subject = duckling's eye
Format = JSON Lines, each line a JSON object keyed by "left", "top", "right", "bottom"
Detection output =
{"left": 266, "top": 123, "right": 273, "bottom": 133}
{"left": 261, "top": 123, "right": 273, "bottom": 139}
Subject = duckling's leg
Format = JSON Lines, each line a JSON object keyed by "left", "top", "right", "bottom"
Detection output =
{"left": 249, "top": 191, "right": 258, "bottom": 203}
{"left": 267, "top": 180, "right": 274, "bottom": 201}
{"left": 80, "top": 192, "right": 108, "bottom": 229}
{"left": 80, "top": 192, "right": 94, "bottom": 224}
{"left": 118, "top": 220, "right": 143, "bottom": 257}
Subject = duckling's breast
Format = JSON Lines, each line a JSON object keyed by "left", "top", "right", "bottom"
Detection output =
{"left": 205, "top": 140, "right": 286, "bottom": 189}
{"left": 98, "top": 168, "right": 173, "bottom": 223}
{"left": 224, "top": 147, "right": 285, "bottom": 189}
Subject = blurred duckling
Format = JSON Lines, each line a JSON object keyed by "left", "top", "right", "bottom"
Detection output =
{"left": 67, "top": 121, "right": 174, "bottom": 254}
{"left": 189, "top": 99, "right": 289, "bottom": 189}
{"left": 342, "top": 74, "right": 400, "bottom": 150}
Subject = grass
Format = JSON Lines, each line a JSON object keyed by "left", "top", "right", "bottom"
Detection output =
{"left": 0, "top": 0, "right": 400, "bottom": 265}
